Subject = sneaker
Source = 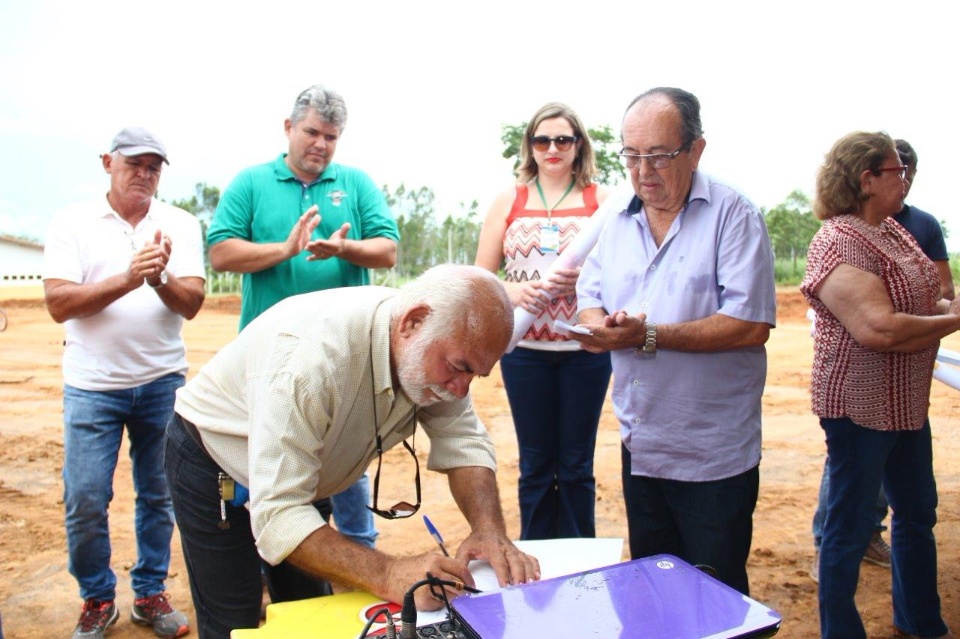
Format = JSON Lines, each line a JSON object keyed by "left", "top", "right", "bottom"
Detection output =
{"left": 72, "top": 599, "right": 119, "bottom": 639}
{"left": 131, "top": 593, "right": 190, "bottom": 638}
{"left": 811, "top": 550, "right": 820, "bottom": 584}
{"left": 863, "top": 532, "right": 892, "bottom": 568}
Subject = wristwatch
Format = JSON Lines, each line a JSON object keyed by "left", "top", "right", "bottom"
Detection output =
{"left": 636, "top": 322, "right": 657, "bottom": 355}
{"left": 147, "top": 270, "right": 168, "bottom": 288}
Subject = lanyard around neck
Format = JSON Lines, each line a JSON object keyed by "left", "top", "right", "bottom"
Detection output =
{"left": 370, "top": 319, "right": 417, "bottom": 454}
{"left": 535, "top": 178, "right": 575, "bottom": 221}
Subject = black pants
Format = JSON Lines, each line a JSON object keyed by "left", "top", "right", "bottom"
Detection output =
{"left": 164, "top": 413, "right": 332, "bottom": 639}
{"left": 621, "top": 445, "right": 759, "bottom": 595}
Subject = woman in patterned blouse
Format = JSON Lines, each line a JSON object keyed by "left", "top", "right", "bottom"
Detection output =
{"left": 801, "top": 131, "right": 960, "bottom": 639}
{"left": 475, "top": 103, "right": 611, "bottom": 540}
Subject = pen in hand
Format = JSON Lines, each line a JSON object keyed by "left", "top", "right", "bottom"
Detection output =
{"left": 423, "top": 515, "right": 450, "bottom": 557}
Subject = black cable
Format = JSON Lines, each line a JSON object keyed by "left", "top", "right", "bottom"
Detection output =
{"left": 394, "top": 573, "right": 484, "bottom": 639}
{"left": 399, "top": 578, "right": 434, "bottom": 639}
{"left": 428, "top": 573, "right": 452, "bottom": 615}
{"left": 426, "top": 572, "right": 482, "bottom": 594}
{"left": 357, "top": 606, "right": 397, "bottom": 639}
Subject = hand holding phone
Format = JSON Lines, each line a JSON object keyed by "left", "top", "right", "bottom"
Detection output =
{"left": 554, "top": 320, "right": 593, "bottom": 336}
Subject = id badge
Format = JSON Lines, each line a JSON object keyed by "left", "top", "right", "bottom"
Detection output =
{"left": 541, "top": 223, "right": 560, "bottom": 253}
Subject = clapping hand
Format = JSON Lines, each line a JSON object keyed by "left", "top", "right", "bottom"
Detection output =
{"left": 129, "top": 229, "right": 171, "bottom": 286}
{"left": 285, "top": 206, "right": 322, "bottom": 258}
{"left": 305, "top": 223, "right": 351, "bottom": 261}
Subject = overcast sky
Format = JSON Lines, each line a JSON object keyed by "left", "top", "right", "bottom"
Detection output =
{"left": 2, "top": 1, "right": 957, "bottom": 249}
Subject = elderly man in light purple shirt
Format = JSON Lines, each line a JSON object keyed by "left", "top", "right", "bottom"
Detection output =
{"left": 571, "top": 87, "right": 776, "bottom": 595}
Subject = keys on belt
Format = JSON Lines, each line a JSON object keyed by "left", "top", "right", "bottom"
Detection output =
{"left": 218, "top": 472, "right": 234, "bottom": 530}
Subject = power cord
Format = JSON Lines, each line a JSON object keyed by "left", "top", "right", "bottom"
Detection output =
{"left": 402, "top": 573, "right": 471, "bottom": 639}
{"left": 399, "top": 578, "right": 431, "bottom": 639}
{"left": 357, "top": 573, "right": 479, "bottom": 639}
{"left": 358, "top": 606, "right": 398, "bottom": 639}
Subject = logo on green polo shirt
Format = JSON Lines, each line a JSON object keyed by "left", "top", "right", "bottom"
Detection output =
{"left": 328, "top": 190, "right": 348, "bottom": 207}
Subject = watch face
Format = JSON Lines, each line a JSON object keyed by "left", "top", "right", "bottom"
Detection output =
{"left": 149, "top": 270, "right": 168, "bottom": 288}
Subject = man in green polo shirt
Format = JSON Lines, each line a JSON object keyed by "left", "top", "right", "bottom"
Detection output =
{"left": 206, "top": 83, "right": 398, "bottom": 606}
{"left": 209, "top": 84, "right": 398, "bottom": 329}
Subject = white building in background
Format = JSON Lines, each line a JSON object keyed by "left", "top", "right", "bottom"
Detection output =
{"left": 0, "top": 234, "right": 44, "bottom": 287}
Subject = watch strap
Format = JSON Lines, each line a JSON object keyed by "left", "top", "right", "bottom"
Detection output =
{"left": 635, "top": 322, "right": 657, "bottom": 355}
{"left": 147, "top": 270, "right": 168, "bottom": 288}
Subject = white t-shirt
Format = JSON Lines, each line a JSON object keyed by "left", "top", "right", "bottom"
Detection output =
{"left": 42, "top": 196, "right": 205, "bottom": 390}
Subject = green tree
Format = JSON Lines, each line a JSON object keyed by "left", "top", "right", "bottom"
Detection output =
{"left": 500, "top": 122, "right": 625, "bottom": 186}
{"left": 588, "top": 125, "right": 625, "bottom": 187}
{"left": 383, "top": 185, "right": 483, "bottom": 279}
{"left": 384, "top": 183, "right": 439, "bottom": 278}
{"left": 165, "top": 182, "right": 232, "bottom": 292}
{"left": 438, "top": 200, "right": 482, "bottom": 265}
{"left": 168, "top": 182, "right": 221, "bottom": 234}
{"left": 764, "top": 189, "right": 820, "bottom": 277}
{"left": 167, "top": 182, "right": 221, "bottom": 259}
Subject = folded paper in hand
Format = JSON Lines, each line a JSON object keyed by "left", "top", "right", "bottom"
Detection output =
{"left": 554, "top": 320, "right": 592, "bottom": 336}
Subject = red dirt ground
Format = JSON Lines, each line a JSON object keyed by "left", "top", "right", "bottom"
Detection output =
{"left": 2, "top": 289, "right": 959, "bottom": 638}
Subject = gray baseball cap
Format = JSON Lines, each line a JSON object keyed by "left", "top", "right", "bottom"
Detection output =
{"left": 109, "top": 127, "right": 169, "bottom": 164}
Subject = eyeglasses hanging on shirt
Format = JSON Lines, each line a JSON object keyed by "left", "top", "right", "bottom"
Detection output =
{"left": 367, "top": 407, "right": 421, "bottom": 520}
{"left": 366, "top": 325, "right": 422, "bottom": 520}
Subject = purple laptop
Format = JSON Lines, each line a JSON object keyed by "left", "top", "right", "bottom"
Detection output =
{"left": 450, "top": 554, "right": 781, "bottom": 639}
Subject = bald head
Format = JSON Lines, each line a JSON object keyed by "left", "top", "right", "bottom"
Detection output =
{"left": 621, "top": 88, "right": 706, "bottom": 217}
{"left": 624, "top": 87, "right": 703, "bottom": 142}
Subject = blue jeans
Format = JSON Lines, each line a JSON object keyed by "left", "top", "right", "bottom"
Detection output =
{"left": 165, "top": 413, "right": 333, "bottom": 639}
{"left": 331, "top": 475, "right": 377, "bottom": 548}
{"left": 818, "top": 417, "right": 947, "bottom": 639}
{"left": 62, "top": 373, "right": 184, "bottom": 601}
{"left": 621, "top": 445, "right": 759, "bottom": 595}
{"left": 812, "top": 455, "right": 888, "bottom": 549}
{"left": 499, "top": 347, "right": 611, "bottom": 540}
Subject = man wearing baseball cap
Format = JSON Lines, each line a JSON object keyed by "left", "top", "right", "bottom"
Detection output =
{"left": 42, "top": 127, "right": 205, "bottom": 639}
{"left": 109, "top": 127, "right": 171, "bottom": 164}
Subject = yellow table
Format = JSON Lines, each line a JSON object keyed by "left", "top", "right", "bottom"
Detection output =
{"left": 231, "top": 591, "right": 392, "bottom": 639}
{"left": 232, "top": 538, "right": 625, "bottom": 638}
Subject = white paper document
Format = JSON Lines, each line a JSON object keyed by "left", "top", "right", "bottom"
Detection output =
{"left": 417, "top": 537, "right": 624, "bottom": 623}
{"left": 553, "top": 320, "right": 592, "bottom": 337}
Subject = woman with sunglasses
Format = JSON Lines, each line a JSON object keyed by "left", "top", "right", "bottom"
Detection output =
{"left": 475, "top": 102, "right": 611, "bottom": 540}
{"left": 801, "top": 131, "right": 960, "bottom": 639}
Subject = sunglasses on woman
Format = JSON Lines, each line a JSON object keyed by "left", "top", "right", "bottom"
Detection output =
{"left": 530, "top": 135, "right": 579, "bottom": 152}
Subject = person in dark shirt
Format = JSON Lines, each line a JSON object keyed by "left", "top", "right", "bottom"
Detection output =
{"left": 893, "top": 139, "right": 954, "bottom": 301}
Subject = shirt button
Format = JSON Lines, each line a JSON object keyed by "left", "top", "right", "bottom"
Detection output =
{"left": 632, "top": 379, "right": 640, "bottom": 386}
{"left": 634, "top": 418, "right": 641, "bottom": 424}
{"left": 650, "top": 264, "right": 657, "bottom": 270}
